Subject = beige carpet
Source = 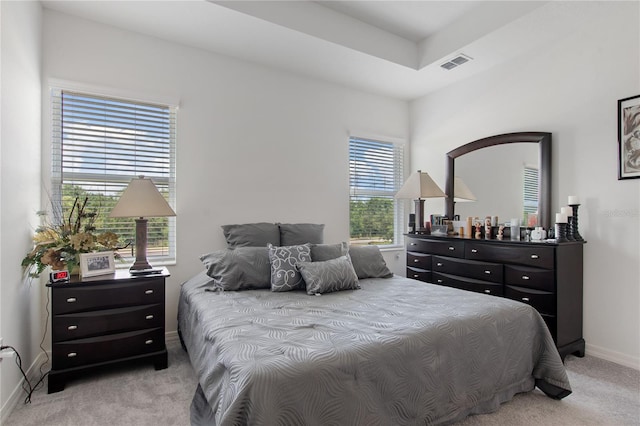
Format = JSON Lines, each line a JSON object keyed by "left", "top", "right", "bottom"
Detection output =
{"left": 5, "top": 339, "right": 640, "bottom": 425}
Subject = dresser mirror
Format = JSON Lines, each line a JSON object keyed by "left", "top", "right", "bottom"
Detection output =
{"left": 445, "top": 132, "right": 551, "bottom": 230}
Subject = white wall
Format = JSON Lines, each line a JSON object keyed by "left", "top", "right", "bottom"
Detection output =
{"left": 41, "top": 9, "right": 409, "bottom": 339}
{"left": 0, "top": 1, "right": 42, "bottom": 420}
{"left": 411, "top": 1, "right": 640, "bottom": 368}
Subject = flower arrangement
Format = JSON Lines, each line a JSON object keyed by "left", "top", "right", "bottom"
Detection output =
{"left": 22, "top": 197, "right": 122, "bottom": 277}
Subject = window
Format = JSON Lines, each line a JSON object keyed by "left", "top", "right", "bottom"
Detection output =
{"left": 523, "top": 166, "right": 539, "bottom": 225}
{"left": 349, "top": 136, "right": 404, "bottom": 246}
{"left": 51, "top": 89, "right": 177, "bottom": 264}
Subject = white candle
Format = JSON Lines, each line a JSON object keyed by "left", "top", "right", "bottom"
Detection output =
{"left": 561, "top": 206, "right": 573, "bottom": 216}
{"left": 568, "top": 195, "right": 579, "bottom": 205}
{"left": 556, "top": 213, "right": 568, "bottom": 223}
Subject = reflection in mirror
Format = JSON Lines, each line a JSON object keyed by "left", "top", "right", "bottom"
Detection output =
{"left": 454, "top": 143, "right": 539, "bottom": 226}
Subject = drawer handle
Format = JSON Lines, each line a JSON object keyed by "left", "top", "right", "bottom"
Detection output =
{"left": 522, "top": 297, "right": 530, "bottom": 302}
{"left": 471, "top": 249, "right": 478, "bottom": 253}
{"left": 484, "top": 270, "right": 491, "bottom": 274}
{"left": 437, "top": 279, "right": 443, "bottom": 283}
{"left": 67, "top": 325, "right": 78, "bottom": 330}
{"left": 522, "top": 275, "right": 530, "bottom": 280}
{"left": 531, "top": 254, "right": 539, "bottom": 259}
{"left": 145, "top": 315, "right": 154, "bottom": 320}
{"left": 414, "top": 259, "right": 420, "bottom": 263}
{"left": 484, "top": 289, "right": 491, "bottom": 294}
{"left": 413, "top": 274, "right": 419, "bottom": 278}
{"left": 66, "top": 297, "right": 77, "bottom": 303}
{"left": 145, "top": 289, "right": 154, "bottom": 295}
{"left": 448, "top": 247, "right": 455, "bottom": 251}
{"left": 410, "top": 242, "right": 417, "bottom": 246}
{"left": 436, "top": 262, "right": 443, "bottom": 267}
{"left": 145, "top": 339, "right": 154, "bottom": 345}
{"left": 67, "top": 352, "right": 77, "bottom": 358}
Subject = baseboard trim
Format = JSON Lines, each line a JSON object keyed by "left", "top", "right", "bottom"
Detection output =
{"left": 0, "top": 350, "right": 49, "bottom": 425}
{"left": 586, "top": 343, "right": 640, "bottom": 370}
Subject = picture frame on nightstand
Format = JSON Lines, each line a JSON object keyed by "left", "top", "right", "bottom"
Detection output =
{"left": 79, "top": 251, "right": 115, "bottom": 278}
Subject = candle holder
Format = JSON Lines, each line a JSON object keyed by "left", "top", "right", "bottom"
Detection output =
{"left": 566, "top": 216, "right": 576, "bottom": 241}
{"left": 569, "top": 204, "right": 584, "bottom": 241}
{"left": 555, "top": 222, "right": 568, "bottom": 242}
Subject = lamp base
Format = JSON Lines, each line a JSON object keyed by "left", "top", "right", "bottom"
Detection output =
{"left": 130, "top": 218, "right": 152, "bottom": 271}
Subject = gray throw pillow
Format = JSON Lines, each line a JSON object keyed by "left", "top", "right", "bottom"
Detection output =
{"left": 279, "top": 223, "right": 325, "bottom": 246}
{"left": 221, "top": 222, "right": 280, "bottom": 248}
{"left": 200, "top": 247, "right": 271, "bottom": 290}
{"left": 298, "top": 255, "right": 360, "bottom": 295}
{"left": 310, "top": 242, "right": 348, "bottom": 261}
{"left": 348, "top": 245, "right": 393, "bottom": 279}
{"left": 268, "top": 243, "right": 312, "bottom": 292}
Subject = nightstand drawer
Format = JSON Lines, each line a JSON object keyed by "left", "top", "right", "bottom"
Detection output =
{"left": 432, "top": 256, "right": 503, "bottom": 283}
{"left": 53, "top": 280, "right": 164, "bottom": 314}
{"left": 505, "top": 285, "right": 556, "bottom": 315}
{"left": 53, "top": 304, "right": 164, "bottom": 341}
{"left": 505, "top": 265, "right": 555, "bottom": 291}
{"left": 407, "top": 252, "right": 431, "bottom": 269}
{"left": 52, "top": 328, "right": 165, "bottom": 370}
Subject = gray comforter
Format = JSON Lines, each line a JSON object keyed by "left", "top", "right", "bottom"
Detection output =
{"left": 178, "top": 272, "right": 571, "bottom": 425}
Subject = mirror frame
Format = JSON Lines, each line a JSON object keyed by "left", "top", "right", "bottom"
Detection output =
{"left": 445, "top": 132, "right": 552, "bottom": 230}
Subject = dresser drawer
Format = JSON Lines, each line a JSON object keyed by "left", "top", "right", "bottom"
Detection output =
{"left": 505, "top": 265, "right": 555, "bottom": 292}
{"left": 406, "top": 238, "right": 464, "bottom": 258}
{"left": 407, "top": 267, "right": 431, "bottom": 283}
{"left": 432, "top": 256, "right": 503, "bottom": 283}
{"left": 465, "top": 242, "right": 554, "bottom": 269}
{"left": 52, "top": 328, "right": 165, "bottom": 370}
{"left": 432, "top": 272, "right": 503, "bottom": 296}
{"left": 505, "top": 285, "right": 556, "bottom": 315}
{"left": 53, "top": 304, "right": 164, "bottom": 341}
{"left": 407, "top": 252, "right": 431, "bottom": 270}
{"left": 53, "top": 280, "right": 164, "bottom": 314}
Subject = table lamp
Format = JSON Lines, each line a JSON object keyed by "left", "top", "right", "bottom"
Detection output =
{"left": 395, "top": 170, "right": 446, "bottom": 231}
{"left": 453, "top": 177, "right": 477, "bottom": 202}
{"left": 109, "top": 175, "right": 176, "bottom": 271}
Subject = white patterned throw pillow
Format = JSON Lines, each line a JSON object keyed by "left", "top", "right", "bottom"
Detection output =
{"left": 268, "top": 243, "right": 311, "bottom": 292}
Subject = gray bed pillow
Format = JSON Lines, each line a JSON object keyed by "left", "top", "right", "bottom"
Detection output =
{"left": 348, "top": 245, "right": 394, "bottom": 279}
{"left": 200, "top": 247, "right": 271, "bottom": 290}
{"left": 279, "top": 223, "right": 325, "bottom": 246}
{"left": 268, "top": 243, "right": 311, "bottom": 292}
{"left": 297, "top": 255, "right": 360, "bottom": 295}
{"left": 310, "top": 241, "right": 348, "bottom": 261}
{"left": 221, "top": 222, "right": 280, "bottom": 248}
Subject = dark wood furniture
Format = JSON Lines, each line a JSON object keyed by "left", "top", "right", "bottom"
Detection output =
{"left": 406, "top": 234, "right": 585, "bottom": 360}
{"left": 47, "top": 268, "right": 169, "bottom": 393}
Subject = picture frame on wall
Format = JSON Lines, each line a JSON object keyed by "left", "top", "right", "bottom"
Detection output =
{"left": 618, "top": 94, "right": 640, "bottom": 180}
{"left": 80, "top": 251, "right": 116, "bottom": 278}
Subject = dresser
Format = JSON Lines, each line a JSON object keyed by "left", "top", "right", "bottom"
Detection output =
{"left": 406, "top": 234, "right": 585, "bottom": 360}
{"left": 47, "top": 268, "right": 169, "bottom": 393}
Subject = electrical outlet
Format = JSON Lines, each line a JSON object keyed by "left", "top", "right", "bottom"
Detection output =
{"left": 0, "top": 337, "right": 16, "bottom": 359}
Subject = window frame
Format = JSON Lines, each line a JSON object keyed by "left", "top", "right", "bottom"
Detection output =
{"left": 48, "top": 81, "right": 178, "bottom": 266}
{"left": 348, "top": 135, "right": 406, "bottom": 248}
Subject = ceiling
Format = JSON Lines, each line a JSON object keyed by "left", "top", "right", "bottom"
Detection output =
{"left": 40, "top": 1, "right": 597, "bottom": 101}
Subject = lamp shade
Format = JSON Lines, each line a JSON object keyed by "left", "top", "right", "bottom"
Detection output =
{"left": 453, "top": 177, "right": 477, "bottom": 202}
{"left": 395, "top": 170, "right": 446, "bottom": 199}
{"left": 109, "top": 176, "right": 176, "bottom": 218}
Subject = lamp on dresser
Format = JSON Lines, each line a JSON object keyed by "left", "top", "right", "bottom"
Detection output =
{"left": 453, "top": 177, "right": 477, "bottom": 202}
{"left": 395, "top": 170, "right": 446, "bottom": 232}
{"left": 109, "top": 175, "right": 176, "bottom": 271}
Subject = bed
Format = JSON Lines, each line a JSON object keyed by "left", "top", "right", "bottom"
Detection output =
{"left": 178, "top": 223, "right": 571, "bottom": 425}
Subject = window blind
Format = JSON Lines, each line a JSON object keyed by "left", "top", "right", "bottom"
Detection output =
{"left": 51, "top": 89, "right": 177, "bottom": 263}
{"left": 349, "top": 137, "right": 404, "bottom": 246}
{"left": 523, "top": 166, "right": 539, "bottom": 224}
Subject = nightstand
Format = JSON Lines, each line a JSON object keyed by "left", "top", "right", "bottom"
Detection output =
{"left": 47, "top": 268, "right": 169, "bottom": 393}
